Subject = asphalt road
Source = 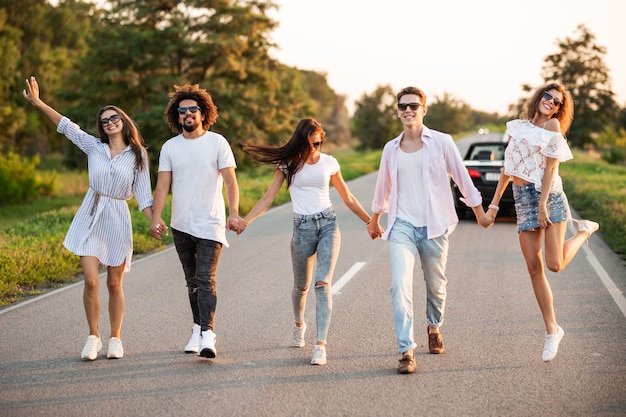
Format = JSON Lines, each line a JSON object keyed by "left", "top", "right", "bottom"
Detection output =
{"left": 1, "top": 172, "right": 625, "bottom": 417}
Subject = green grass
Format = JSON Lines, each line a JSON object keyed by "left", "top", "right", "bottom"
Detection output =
{"left": 2, "top": 147, "right": 624, "bottom": 307}
{"left": 560, "top": 150, "right": 626, "bottom": 257}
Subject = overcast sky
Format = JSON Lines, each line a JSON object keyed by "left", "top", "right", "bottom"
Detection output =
{"left": 267, "top": 0, "right": 626, "bottom": 115}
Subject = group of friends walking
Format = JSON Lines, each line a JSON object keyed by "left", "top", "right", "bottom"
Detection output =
{"left": 22, "top": 76, "right": 599, "bottom": 373}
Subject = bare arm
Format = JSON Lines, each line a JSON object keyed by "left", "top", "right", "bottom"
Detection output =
{"left": 22, "top": 76, "right": 63, "bottom": 126}
{"left": 330, "top": 169, "right": 371, "bottom": 224}
{"left": 243, "top": 169, "right": 285, "bottom": 226}
{"left": 150, "top": 171, "right": 172, "bottom": 239}
{"left": 221, "top": 166, "right": 244, "bottom": 233}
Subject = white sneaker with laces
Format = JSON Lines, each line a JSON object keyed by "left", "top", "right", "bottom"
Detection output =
{"left": 311, "top": 345, "right": 327, "bottom": 365}
{"left": 542, "top": 326, "right": 565, "bottom": 362}
{"left": 292, "top": 322, "right": 306, "bottom": 348}
{"left": 81, "top": 335, "right": 102, "bottom": 361}
{"left": 184, "top": 324, "right": 201, "bottom": 353}
{"left": 198, "top": 330, "right": 217, "bottom": 358}
{"left": 107, "top": 337, "right": 124, "bottom": 359}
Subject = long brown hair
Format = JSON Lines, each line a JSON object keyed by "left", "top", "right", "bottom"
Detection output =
{"left": 96, "top": 105, "right": 147, "bottom": 171}
{"left": 243, "top": 118, "right": 327, "bottom": 188}
{"left": 521, "top": 82, "right": 574, "bottom": 134}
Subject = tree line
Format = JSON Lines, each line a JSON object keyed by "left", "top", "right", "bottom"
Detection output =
{"left": 2, "top": 1, "right": 625, "bottom": 180}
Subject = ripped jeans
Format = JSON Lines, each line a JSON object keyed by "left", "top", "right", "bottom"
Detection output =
{"left": 291, "top": 207, "right": 341, "bottom": 344}
{"left": 172, "top": 229, "right": 222, "bottom": 332}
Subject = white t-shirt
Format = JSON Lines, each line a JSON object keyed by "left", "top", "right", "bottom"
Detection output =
{"left": 285, "top": 153, "right": 340, "bottom": 215}
{"left": 158, "top": 131, "right": 236, "bottom": 246}
{"left": 396, "top": 148, "right": 427, "bottom": 227}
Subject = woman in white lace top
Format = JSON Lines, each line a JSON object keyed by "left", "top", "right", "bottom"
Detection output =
{"left": 487, "top": 82, "right": 599, "bottom": 362}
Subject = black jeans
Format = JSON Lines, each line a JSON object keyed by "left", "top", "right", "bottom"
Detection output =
{"left": 172, "top": 229, "right": 222, "bottom": 331}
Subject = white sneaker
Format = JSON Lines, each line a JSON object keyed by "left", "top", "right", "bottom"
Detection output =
{"left": 292, "top": 322, "right": 306, "bottom": 348}
{"left": 184, "top": 324, "right": 201, "bottom": 353}
{"left": 198, "top": 330, "right": 217, "bottom": 358}
{"left": 81, "top": 335, "right": 102, "bottom": 361}
{"left": 311, "top": 345, "right": 327, "bottom": 365}
{"left": 542, "top": 326, "right": 565, "bottom": 362}
{"left": 107, "top": 337, "right": 124, "bottom": 359}
{"left": 577, "top": 219, "right": 599, "bottom": 238}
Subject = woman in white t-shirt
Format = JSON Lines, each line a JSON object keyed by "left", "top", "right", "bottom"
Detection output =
{"left": 488, "top": 82, "right": 599, "bottom": 362}
{"left": 242, "top": 119, "right": 374, "bottom": 365}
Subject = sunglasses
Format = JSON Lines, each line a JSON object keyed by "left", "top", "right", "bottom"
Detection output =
{"left": 177, "top": 106, "right": 200, "bottom": 114}
{"left": 312, "top": 141, "right": 322, "bottom": 149}
{"left": 100, "top": 114, "right": 121, "bottom": 126}
{"left": 397, "top": 102, "right": 422, "bottom": 111}
{"left": 542, "top": 91, "right": 562, "bottom": 106}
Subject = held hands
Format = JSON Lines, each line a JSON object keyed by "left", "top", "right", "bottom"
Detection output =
{"left": 150, "top": 219, "right": 169, "bottom": 240}
{"left": 227, "top": 216, "right": 247, "bottom": 235}
{"left": 367, "top": 220, "right": 384, "bottom": 240}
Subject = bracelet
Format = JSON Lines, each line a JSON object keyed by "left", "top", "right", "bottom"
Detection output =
{"left": 488, "top": 204, "right": 500, "bottom": 211}
{"left": 366, "top": 219, "right": 372, "bottom": 225}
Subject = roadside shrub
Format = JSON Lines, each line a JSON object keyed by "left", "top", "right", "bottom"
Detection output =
{"left": 0, "top": 152, "right": 58, "bottom": 205}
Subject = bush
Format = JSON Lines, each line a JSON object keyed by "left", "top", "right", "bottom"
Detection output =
{"left": 0, "top": 152, "right": 58, "bottom": 205}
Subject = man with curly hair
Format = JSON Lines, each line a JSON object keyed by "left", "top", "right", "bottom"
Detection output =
{"left": 151, "top": 84, "right": 244, "bottom": 359}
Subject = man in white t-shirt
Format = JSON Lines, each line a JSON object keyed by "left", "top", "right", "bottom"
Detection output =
{"left": 151, "top": 84, "right": 244, "bottom": 359}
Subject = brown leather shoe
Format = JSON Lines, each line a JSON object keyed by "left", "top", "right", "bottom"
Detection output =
{"left": 398, "top": 353, "right": 416, "bottom": 374}
{"left": 428, "top": 328, "right": 445, "bottom": 354}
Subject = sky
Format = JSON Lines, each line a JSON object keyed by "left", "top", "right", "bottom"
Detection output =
{"left": 267, "top": 0, "right": 626, "bottom": 116}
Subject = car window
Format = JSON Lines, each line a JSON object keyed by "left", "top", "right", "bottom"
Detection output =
{"left": 467, "top": 144, "right": 506, "bottom": 161}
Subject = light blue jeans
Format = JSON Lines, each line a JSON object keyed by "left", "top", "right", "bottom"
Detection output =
{"left": 388, "top": 219, "right": 449, "bottom": 354}
{"left": 291, "top": 207, "right": 341, "bottom": 344}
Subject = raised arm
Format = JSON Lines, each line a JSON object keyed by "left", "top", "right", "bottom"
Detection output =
{"left": 22, "top": 76, "right": 63, "bottom": 126}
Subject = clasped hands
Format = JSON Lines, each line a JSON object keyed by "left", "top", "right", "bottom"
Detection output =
{"left": 227, "top": 216, "right": 247, "bottom": 235}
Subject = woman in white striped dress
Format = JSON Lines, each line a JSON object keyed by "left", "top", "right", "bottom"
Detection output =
{"left": 22, "top": 76, "right": 154, "bottom": 361}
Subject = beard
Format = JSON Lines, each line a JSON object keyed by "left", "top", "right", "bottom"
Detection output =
{"left": 182, "top": 119, "right": 202, "bottom": 132}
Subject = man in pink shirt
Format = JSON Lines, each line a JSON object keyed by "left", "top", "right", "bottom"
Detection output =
{"left": 367, "top": 86, "right": 492, "bottom": 374}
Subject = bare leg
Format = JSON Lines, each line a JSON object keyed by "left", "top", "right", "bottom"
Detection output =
{"left": 107, "top": 262, "right": 126, "bottom": 339}
{"left": 81, "top": 256, "right": 101, "bottom": 337}
{"left": 544, "top": 222, "right": 589, "bottom": 273}
{"left": 518, "top": 230, "right": 559, "bottom": 334}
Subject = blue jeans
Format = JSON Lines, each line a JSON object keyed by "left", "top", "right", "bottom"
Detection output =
{"left": 172, "top": 229, "right": 222, "bottom": 332}
{"left": 388, "top": 219, "right": 449, "bottom": 354}
{"left": 291, "top": 207, "right": 340, "bottom": 344}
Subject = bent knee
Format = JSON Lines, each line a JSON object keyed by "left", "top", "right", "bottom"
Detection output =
{"left": 546, "top": 261, "right": 565, "bottom": 273}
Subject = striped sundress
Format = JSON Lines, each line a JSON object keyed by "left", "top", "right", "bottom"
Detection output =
{"left": 58, "top": 117, "right": 153, "bottom": 272}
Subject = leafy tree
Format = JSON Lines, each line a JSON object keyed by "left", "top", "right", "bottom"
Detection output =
{"left": 542, "top": 24, "right": 618, "bottom": 147}
{"left": 425, "top": 92, "right": 473, "bottom": 135}
{"left": 60, "top": 0, "right": 320, "bottom": 169}
{"left": 351, "top": 85, "right": 398, "bottom": 150}
{"left": 1, "top": 0, "right": 96, "bottom": 155}
{"left": 295, "top": 69, "right": 351, "bottom": 145}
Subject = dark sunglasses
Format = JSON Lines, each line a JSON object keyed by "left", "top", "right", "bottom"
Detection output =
{"left": 312, "top": 141, "right": 322, "bottom": 149}
{"left": 100, "top": 114, "right": 121, "bottom": 125}
{"left": 542, "top": 91, "right": 562, "bottom": 106}
{"left": 177, "top": 106, "right": 200, "bottom": 114}
{"left": 397, "top": 102, "right": 422, "bottom": 111}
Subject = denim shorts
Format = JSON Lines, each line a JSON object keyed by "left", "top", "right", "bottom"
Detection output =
{"left": 513, "top": 183, "right": 570, "bottom": 233}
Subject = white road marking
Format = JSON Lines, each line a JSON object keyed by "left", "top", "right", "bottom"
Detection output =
{"left": 332, "top": 262, "right": 366, "bottom": 294}
{"left": 582, "top": 244, "right": 626, "bottom": 319}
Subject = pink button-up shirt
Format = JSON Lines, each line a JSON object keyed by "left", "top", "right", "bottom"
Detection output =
{"left": 371, "top": 126, "right": 483, "bottom": 240}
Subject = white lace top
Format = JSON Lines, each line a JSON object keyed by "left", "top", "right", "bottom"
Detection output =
{"left": 504, "top": 119, "right": 573, "bottom": 192}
